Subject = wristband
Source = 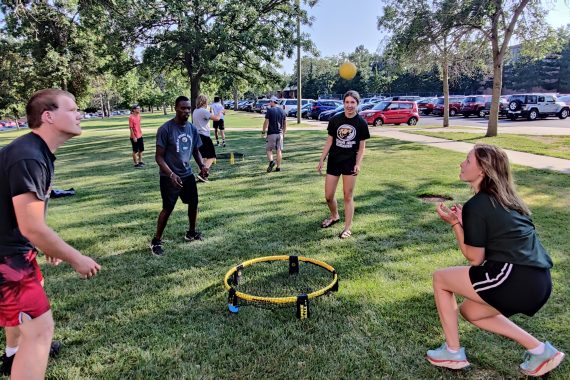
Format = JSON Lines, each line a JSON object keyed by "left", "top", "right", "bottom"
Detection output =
{"left": 451, "top": 222, "right": 461, "bottom": 228}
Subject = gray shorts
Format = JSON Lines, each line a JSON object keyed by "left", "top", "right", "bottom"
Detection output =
{"left": 266, "top": 133, "right": 283, "bottom": 151}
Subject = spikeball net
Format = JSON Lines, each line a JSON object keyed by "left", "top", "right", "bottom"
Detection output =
{"left": 223, "top": 255, "right": 339, "bottom": 319}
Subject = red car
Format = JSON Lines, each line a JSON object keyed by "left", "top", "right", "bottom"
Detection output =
{"left": 417, "top": 97, "right": 438, "bottom": 115}
{"left": 359, "top": 101, "right": 420, "bottom": 126}
{"left": 460, "top": 95, "right": 492, "bottom": 118}
{"left": 432, "top": 96, "right": 465, "bottom": 116}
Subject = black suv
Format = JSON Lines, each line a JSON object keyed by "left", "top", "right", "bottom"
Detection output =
{"left": 507, "top": 94, "right": 569, "bottom": 121}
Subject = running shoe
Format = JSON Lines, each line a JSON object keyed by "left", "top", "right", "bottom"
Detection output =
{"left": 150, "top": 238, "right": 164, "bottom": 256}
{"left": 426, "top": 343, "right": 470, "bottom": 370}
{"left": 267, "top": 160, "right": 276, "bottom": 173}
{"left": 520, "top": 342, "right": 565, "bottom": 377}
{"left": 184, "top": 230, "right": 204, "bottom": 242}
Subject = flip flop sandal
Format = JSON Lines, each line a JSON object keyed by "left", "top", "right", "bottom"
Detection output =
{"left": 321, "top": 218, "right": 340, "bottom": 228}
{"left": 339, "top": 230, "right": 352, "bottom": 239}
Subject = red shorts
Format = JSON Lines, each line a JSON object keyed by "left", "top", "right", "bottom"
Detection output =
{"left": 0, "top": 250, "right": 50, "bottom": 327}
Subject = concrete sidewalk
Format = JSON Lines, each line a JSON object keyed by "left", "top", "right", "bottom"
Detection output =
{"left": 236, "top": 113, "right": 570, "bottom": 174}
{"left": 370, "top": 129, "right": 570, "bottom": 174}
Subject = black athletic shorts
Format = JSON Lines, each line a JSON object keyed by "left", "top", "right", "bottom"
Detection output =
{"left": 198, "top": 134, "right": 216, "bottom": 159}
{"left": 326, "top": 155, "right": 356, "bottom": 177}
{"left": 469, "top": 260, "right": 551, "bottom": 317}
{"left": 130, "top": 137, "right": 144, "bottom": 153}
{"left": 213, "top": 119, "right": 225, "bottom": 130}
{"left": 160, "top": 174, "right": 198, "bottom": 212}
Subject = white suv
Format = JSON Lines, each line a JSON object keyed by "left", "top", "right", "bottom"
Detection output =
{"left": 507, "top": 94, "right": 569, "bottom": 121}
{"left": 280, "top": 99, "right": 314, "bottom": 114}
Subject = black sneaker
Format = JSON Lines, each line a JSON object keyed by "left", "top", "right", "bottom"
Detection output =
{"left": 184, "top": 230, "right": 204, "bottom": 242}
{"left": 222, "top": 141, "right": 226, "bottom": 148}
{"left": 267, "top": 160, "right": 276, "bottom": 173}
{"left": 49, "top": 340, "right": 62, "bottom": 358}
{"left": 150, "top": 238, "right": 164, "bottom": 256}
{"left": 216, "top": 140, "right": 219, "bottom": 146}
{"left": 139, "top": 162, "right": 145, "bottom": 167}
{"left": 0, "top": 353, "right": 14, "bottom": 376}
{"left": 0, "top": 340, "right": 62, "bottom": 375}
{"left": 275, "top": 167, "right": 281, "bottom": 172}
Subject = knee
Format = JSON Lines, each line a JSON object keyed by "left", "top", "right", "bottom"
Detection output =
{"left": 325, "top": 194, "right": 335, "bottom": 203}
{"left": 432, "top": 270, "right": 445, "bottom": 289}
{"left": 343, "top": 192, "right": 354, "bottom": 202}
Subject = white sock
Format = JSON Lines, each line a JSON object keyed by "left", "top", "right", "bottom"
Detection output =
{"left": 6, "top": 346, "right": 18, "bottom": 357}
{"left": 529, "top": 342, "right": 545, "bottom": 355}
{"left": 446, "top": 346, "right": 459, "bottom": 354}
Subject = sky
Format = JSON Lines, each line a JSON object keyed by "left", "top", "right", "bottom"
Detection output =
{"left": 279, "top": 0, "right": 570, "bottom": 74}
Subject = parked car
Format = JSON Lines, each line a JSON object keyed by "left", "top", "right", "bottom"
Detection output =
{"left": 432, "top": 96, "right": 465, "bottom": 116}
{"left": 483, "top": 96, "right": 509, "bottom": 117}
{"left": 318, "top": 105, "right": 344, "bottom": 122}
{"left": 391, "top": 95, "right": 421, "bottom": 101}
{"left": 357, "top": 102, "right": 377, "bottom": 112}
{"left": 506, "top": 93, "right": 569, "bottom": 120}
{"left": 288, "top": 103, "right": 312, "bottom": 118}
{"left": 280, "top": 99, "right": 314, "bottom": 113}
{"left": 558, "top": 95, "right": 570, "bottom": 106}
{"left": 359, "top": 101, "right": 420, "bottom": 126}
{"left": 460, "top": 95, "right": 492, "bottom": 118}
{"left": 309, "top": 99, "right": 342, "bottom": 119}
{"left": 253, "top": 99, "right": 271, "bottom": 113}
{"left": 417, "top": 97, "right": 438, "bottom": 115}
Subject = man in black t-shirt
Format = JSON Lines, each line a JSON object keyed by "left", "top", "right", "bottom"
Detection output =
{"left": 0, "top": 89, "right": 101, "bottom": 378}
{"left": 261, "top": 96, "right": 287, "bottom": 172}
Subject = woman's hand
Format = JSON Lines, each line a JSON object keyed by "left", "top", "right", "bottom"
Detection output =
{"left": 316, "top": 160, "right": 324, "bottom": 174}
{"left": 352, "top": 164, "right": 360, "bottom": 176}
{"left": 450, "top": 203, "right": 463, "bottom": 225}
{"left": 436, "top": 202, "right": 460, "bottom": 225}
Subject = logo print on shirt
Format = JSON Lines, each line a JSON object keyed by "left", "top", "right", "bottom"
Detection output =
{"left": 176, "top": 133, "right": 192, "bottom": 153}
{"left": 336, "top": 124, "right": 357, "bottom": 148}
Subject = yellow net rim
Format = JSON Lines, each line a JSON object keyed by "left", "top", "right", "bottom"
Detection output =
{"left": 223, "top": 255, "right": 338, "bottom": 304}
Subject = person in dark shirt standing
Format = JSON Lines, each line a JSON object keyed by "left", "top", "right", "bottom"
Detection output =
{"left": 149, "top": 96, "right": 209, "bottom": 256}
{"left": 427, "top": 144, "right": 564, "bottom": 376}
{"left": 0, "top": 89, "right": 101, "bottom": 379}
{"left": 317, "top": 90, "right": 369, "bottom": 239}
{"left": 261, "top": 96, "right": 286, "bottom": 172}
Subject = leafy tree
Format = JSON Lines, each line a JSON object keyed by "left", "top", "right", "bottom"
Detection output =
{"left": 379, "top": 0, "right": 488, "bottom": 127}
{"left": 87, "top": 0, "right": 318, "bottom": 110}
{"left": 462, "top": 0, "right": 549, "bottom": 136}
{"left": 1, "top": 1, "right": 104, "bottom": 102}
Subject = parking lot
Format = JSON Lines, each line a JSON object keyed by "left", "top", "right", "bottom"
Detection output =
{"left": 417, "top": 115, "right": 570, "bottom": 130}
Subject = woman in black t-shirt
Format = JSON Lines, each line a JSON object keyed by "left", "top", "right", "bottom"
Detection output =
{"left": 426, "top": 144, "right": 564, "bottom": 376}
{"left": 316, "top": 90, "right": 370, "bottom": 239}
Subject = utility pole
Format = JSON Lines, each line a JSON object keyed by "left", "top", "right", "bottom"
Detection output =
{"left": 296, "top": 0, "right": 302, "bottom": 124}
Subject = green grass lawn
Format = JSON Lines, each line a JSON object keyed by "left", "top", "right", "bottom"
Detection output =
{"left": 1, "top": 114, "right": 569, "bottom": 379}
{"left": 405, "top": 130, "right": 570, "bottom": 160}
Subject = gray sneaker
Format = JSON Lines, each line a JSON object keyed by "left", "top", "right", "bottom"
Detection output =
{"left": 520, "top": 342, "right": 565, "bottom": 377}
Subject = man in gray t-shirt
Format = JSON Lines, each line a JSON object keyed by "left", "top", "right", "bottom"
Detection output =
{"left": 150, "top": 96, "right": 209, "bottom": 256}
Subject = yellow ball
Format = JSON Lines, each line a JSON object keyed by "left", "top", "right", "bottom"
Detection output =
{"left": 339, "top": 62, "right": 357, "bottom": 80}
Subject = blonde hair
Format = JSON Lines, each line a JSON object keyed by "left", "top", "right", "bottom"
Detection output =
{"left": 26, "top": 89, "right": 75, "bottom": 129}
{"left": 473, "top": 143, "right": 530, "bottom": 216}
{"left": 196, "top": 94, "right": 208, "bottom": 109}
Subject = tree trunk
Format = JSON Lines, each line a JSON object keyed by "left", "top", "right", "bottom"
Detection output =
{"left": 442, "top": 56, "right": 450, "bottom": 128}
{"left": 163, "top": 102, "right": 167, "bottom": 115}
{"left": 190, "top": 75, "right": 201, "bottom": 111}
{"left": 233, "top": 87, "right": 238, "bottom": 111}
{"left": 487, "top": 55, "right": 503, "bottom": 137}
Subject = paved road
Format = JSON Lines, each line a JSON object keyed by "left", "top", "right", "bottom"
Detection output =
{"left": 289, "top": 114, "right": 570, "bottom": 136}
{"left": 417, "top": 114, "right": 570, "bottom": 131}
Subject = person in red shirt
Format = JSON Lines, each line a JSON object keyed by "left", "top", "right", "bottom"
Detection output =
{"left": 129, "top": 105, "right": 144, "bottom": 168}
